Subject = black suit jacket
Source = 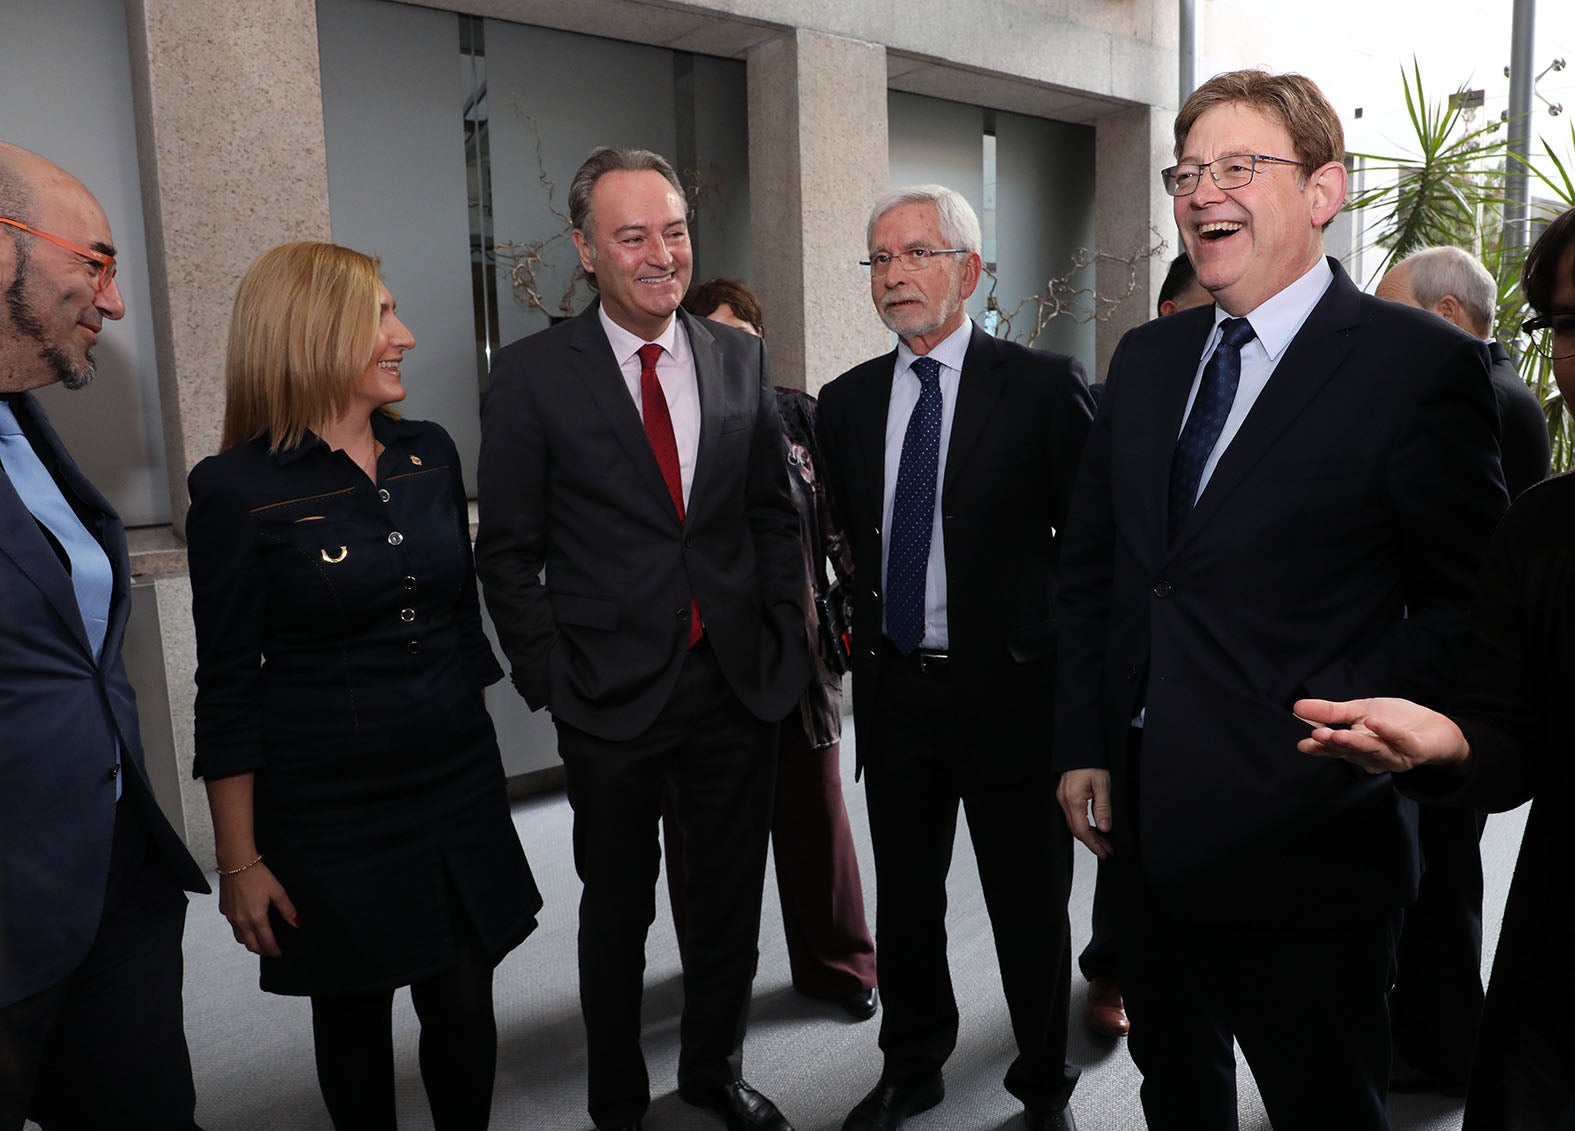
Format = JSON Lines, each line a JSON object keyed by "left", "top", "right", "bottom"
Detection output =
{"left": 475, "top": 304, "right": 810, "bottom": 742}
{"left": 1486, "top": 339, "right": 1551, "bottom": 499}
{"left": 0, "top": 393, "right": 207, "bottom": 1008}
{"left": 817, "top": 321, "right": 1095, "bottom": 783}
{"left": 1052, "top": 259, "right": 1508, "bottom": 928}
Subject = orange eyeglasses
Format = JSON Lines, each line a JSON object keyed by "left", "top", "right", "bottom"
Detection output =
{"left": 0, "top": 217, "right": 118, "bottom": 293}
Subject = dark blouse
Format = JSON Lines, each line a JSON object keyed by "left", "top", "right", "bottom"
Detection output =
{"left": 188, "top": 415, "right": 504, "bottom": 775}
{"left": 186, "top": 415, "right": 538, "bottom": 997}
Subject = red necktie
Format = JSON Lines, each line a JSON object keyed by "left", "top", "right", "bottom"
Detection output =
{"left": 638, "top": 344, "right": 702, "bottom": 647}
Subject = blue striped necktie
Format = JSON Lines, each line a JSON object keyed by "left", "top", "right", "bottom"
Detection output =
{"left": 1169, "top": 317, "right": 1255, "bottom": 541}
{"left": 885, "top": 356, "right": 942, "bottom": 654}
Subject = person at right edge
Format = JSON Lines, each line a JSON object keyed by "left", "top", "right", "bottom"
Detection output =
{"left": 1373, "top": 243, "right": 1551, "bottom": 1096}
{"left": 1297, "top": 204, "right": 1575, "bottom": 1131}
{"left": 1053, "top": 70, "right": 1507, "bottom": 1131}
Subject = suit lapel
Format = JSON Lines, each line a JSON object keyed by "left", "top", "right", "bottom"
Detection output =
{"left": 1171, "top": 260, "right": 1359, "bottom": 554}
{"left": 0, "top": 393, "right": 119, "bottom": 661}
{"left": 1135, "top": 308, "right": 1215, "bottom": 556}
{"left": 853, "top": 353, "right": 896, "bottom": 540}
{"left": 942, "top": 323, "right": 1007, "bottom": 502}
{"left": 683, "top": 308, "right": 725, "bottom": 525}
{"left": 569, "top": 303, "right": 682, "bottom": 524}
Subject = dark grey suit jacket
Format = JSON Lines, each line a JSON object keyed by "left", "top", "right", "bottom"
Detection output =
{"left": 817, "top": 321, "right": 1095, "bottom": 783}
{"left": 475, "top": 304, "right": 810, "bottom": 742}
{"left": 1052, "top": 259, "right": 1509, "bottom": 928}
{"left": 0, "top": 392, "right": 206, "bottom": 1008}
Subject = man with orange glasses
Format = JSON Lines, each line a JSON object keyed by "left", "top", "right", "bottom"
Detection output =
{"left": 0, "top": 141, "right": 209, "bottom": 1129}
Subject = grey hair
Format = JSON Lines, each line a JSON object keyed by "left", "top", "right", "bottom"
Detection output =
{"left": 866, "top": 185, "right": 982, "bottom": 254}
{"left": 567, "top": 146, "right": 686, "bottom": 240}
{"left": 1400, "top": 245, "right": 1498, "bottom": 338}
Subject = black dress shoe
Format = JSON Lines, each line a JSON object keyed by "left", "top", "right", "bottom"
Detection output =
{"left": 678, "top": 1078, "right": 793, "bottom": 1130}
{"left": 1024, "top": 1106, "right": 1077, "bottom": 1131}
{"left": 840, "top": 1074, "right": 944, "bottom": 1131}
{"left": 841, "top": 986, "right": 879, "bottom": 1021}
{"left": 598, "top": 1123, "right": 641, "bottom": 1131}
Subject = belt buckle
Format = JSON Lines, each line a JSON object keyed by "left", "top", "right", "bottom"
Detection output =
{"left": 917, "top": 649, "right": 948, "bottom": 676}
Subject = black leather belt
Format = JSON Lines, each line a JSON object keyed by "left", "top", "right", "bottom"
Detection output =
{"left": 882, "top": 637, "right": 952, "bottom": 678}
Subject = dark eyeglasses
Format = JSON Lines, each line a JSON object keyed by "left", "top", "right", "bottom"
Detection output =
{"left": 1522, "top": 311, "right": 1575, "bottom": 360}
{"left": 1161, "top": 154, "right": 1309, "bottom": 197}
{"left": 0, "top": 217, "right": 118, "bottom": 293}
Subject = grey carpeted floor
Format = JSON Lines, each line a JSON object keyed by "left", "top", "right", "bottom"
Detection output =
{"left": 153, "top": 719, "right": 1523, "bottom": 1131}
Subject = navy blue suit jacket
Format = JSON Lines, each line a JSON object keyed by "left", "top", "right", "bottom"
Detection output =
{"left": 0, "top": 392, "right": 206, "bottom": 1008}
{"left": 1052, "top": 260, "right": 1508, "bottom": 928}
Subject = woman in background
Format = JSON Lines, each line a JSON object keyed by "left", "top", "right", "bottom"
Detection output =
{"left": 662, "top": 276, "right": 879, "bottom": 1020}
{"left": 1296, "top": 206, "right": 1575, "bottom": 1131}
{"left": 188, "top": 242, "right": 541, "bottom": 1130}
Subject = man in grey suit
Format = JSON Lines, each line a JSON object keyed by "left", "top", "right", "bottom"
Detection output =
{"left": 0, "top": 142, "right": 208, "bottom": 1128}
{"left": 476, "top": 147, "right": 810, "bottom": 1131}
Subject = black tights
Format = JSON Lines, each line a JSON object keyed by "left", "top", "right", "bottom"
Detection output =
{"left": 310, "top": 945, "right": 498, "bottom": 1130}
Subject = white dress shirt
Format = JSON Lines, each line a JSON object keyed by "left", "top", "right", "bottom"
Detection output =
{"left": 599, "top": 306, "right": 702, "bottom": 509}
{"left": 1178, "top": 257, "right": 1334, "bottom": 502}
{"left": 881, "top": 318, "right": 972, "bottom": 650}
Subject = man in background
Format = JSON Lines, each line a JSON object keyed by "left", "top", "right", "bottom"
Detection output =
{"left": 0, "top": 141, "right": 209, "bottom": 1129}
{"left": 1378, "top": 246, "right": 1550, "bottom": 499}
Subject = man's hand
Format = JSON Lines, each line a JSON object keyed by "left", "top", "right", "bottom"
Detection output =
{"left": 1293, "top": 697, "right": 1470, "bottom": 775}
{"left": 1057, "top": 768, "right": 1114, "bottom": 859}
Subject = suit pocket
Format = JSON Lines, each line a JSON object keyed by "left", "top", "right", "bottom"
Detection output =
{"left": 1007, "top": 618, "right": 1056, "bottom": 663}
{"left": 721, "top": 412, "right": 749, "bottom": 434}
{"left": 550, "top": 592, "right": 619, "bottom": 631}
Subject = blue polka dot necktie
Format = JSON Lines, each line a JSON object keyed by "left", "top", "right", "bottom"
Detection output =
{"left": 1168, "top": 317, "right": 1255, "bottom": 542}
{"left": 886, "top": 355, "right": 942, "bottom": 654}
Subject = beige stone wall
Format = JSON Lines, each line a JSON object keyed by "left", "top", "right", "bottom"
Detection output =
{"left": 125, "top": 0, "right": 333, "bottom": 534}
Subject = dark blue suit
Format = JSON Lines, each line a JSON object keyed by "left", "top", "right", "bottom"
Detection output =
{"left": 0, "top": 391, "right": 208, "bottom": 1128}
{"left": 1053, "top": 260, "right": 1508, "bottom": 1129}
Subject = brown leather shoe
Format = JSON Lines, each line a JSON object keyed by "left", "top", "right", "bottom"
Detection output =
{"left": 1083, "top": 978, "right": 1129, "bottom": 1037}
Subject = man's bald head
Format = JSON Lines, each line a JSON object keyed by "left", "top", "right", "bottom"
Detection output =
{"left": 0, "top": 141, "right": 124, "bottom": 393}
{"left": 1376, "top": 247, "right": 1498, "bottom": 339}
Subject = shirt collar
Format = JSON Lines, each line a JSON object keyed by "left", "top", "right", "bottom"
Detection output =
{"left": 895, "top": 317, "right": 973, "bottom": 378}
{"left": 598, "top": 302, "right": 687, "bottom": 366}
{"left": 1216, "top": 256, "right": 1334, "bottom": 362}
{"left": 270, "top": 411, "right": 420, "bottom": 466}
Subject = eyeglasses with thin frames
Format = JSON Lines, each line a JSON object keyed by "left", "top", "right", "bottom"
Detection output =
{"left": 1522, "top": 311, "right": 1575, "bottom": 361}
{"left": 860, "top": 248, "right": 967, "bottom": 276}
{"left": 0, "top": 217, "right": 118, "bottom": 293}
{"left": 1161, "top": 154, "right": 1309, "bottom": 198}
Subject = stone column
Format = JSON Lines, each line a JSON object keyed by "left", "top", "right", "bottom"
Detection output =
{"left": 747, "top": 30, "right": 891, "bottom": 394}
{"left": 124, "top": 0, "right": 334, "bottom": 532}
{"left": 122, "top": 0, "right": 333, "bottom": 860}
{"left": 1093, "top": 104, "right": 1177, "bottom": 379}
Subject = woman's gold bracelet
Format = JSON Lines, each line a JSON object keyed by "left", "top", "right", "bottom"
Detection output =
{"left": 217, "top": 853, "right": 264, "bottom": 877}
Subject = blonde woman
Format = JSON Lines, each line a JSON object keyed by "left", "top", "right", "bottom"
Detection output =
{"left": 188, "top": 242, "right": 540, "bottom": 1129}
